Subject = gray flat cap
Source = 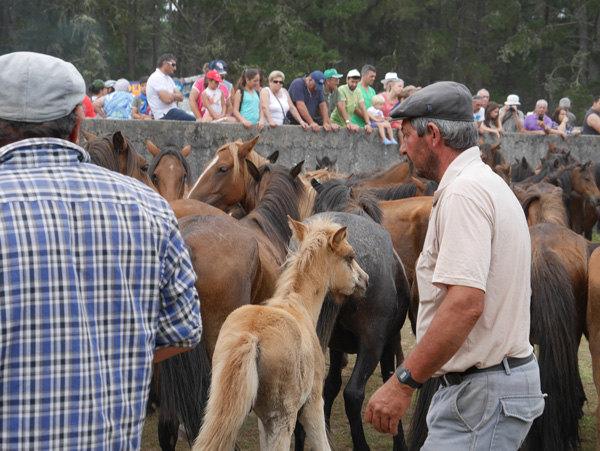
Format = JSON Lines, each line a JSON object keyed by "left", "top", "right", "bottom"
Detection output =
{"left": 0, "top": 52, "right": 86, "bottom": 123}
{"left": 390, "top": 81, "right": 474, "bottom": 122}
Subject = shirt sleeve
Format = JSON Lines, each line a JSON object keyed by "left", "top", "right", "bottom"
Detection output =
{"left": 432, "top": 193, "right": 492, "bottom": 292}
{"left": 288, "top": 79, "right": 304, "bottom": 103}
{"left": 156, "top": 218, "right": 202, "bottom": 349}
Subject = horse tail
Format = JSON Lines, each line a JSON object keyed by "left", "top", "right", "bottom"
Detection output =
{"left": 192, "top": 331, "right": 260, "bottom": 451}
{"left": 527, "top": 245, "right": 581, "bottom": 451}
{"left": 157, "top": 340, "right": 211, "bottom": 449}
{"left": 407, "top": 378, "right": 439, "bottom": 450}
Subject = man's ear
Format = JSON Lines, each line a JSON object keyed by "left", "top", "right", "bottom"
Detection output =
{"left": 68, "top": 105, "right": 84, "bottom": 145}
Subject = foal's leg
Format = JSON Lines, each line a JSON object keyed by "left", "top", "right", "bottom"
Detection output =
{"left": 298, "top": 395, "right": 332, "bottom": 451}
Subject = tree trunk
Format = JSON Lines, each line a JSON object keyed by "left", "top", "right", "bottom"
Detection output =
{"left": 126, "top": 0, "right": 137, "bottom": 79}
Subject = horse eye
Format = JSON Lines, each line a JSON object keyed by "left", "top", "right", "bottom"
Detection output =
{"left": 218, "top": 167, "right": 228, "bottom": 174}
{"left": 141, "top": 165, "right": 149, "bottom": 174}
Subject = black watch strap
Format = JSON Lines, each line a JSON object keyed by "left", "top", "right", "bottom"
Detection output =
{"left": 396, "top": 365, "right": 422, "bottom": 389}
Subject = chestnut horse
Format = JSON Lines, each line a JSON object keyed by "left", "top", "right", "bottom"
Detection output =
{"left": 587, "top": 246, "right": 600, "bottom": 450}
{"left": 81, "top": 130, "right": 153, "bottom": 188}
{"left": 193, "top": 217, "right": 368, "bottom": 451}
{"left": 147, "top": 140, "right": 192, "bottom": 202}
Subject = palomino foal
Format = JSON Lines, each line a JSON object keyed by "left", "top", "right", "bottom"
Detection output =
{"left": 193, "top": 216, "right": 369, "bottom": 451}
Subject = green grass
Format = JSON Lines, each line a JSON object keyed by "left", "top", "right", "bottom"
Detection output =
{"left": 141, "top": 320, "right": 600, "bottom": 450}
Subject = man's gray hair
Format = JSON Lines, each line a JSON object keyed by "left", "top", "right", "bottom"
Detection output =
{"left": 472, "top": 95, "right": 482, "bottom": 101}
{"left": 410, "top": 117, "right": 479, "bottom": 151}
{"left": 559, "top": 97, "right": 571, "bottom": 108}
{"left": 536, "top": 99, "right": 548, "bottom": 107}
{"left": 361, "top": 64, "right": 376, "bottom": 76}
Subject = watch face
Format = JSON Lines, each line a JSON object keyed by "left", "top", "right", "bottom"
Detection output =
{"left": 398, "top": 368, "right": 409, "bottom": 381}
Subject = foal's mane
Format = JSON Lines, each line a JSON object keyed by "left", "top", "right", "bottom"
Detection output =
{"left": 148, "top": 145, "right": 192, "bottom": 182}
{"left": 371, "top": 179, "right": 438, "bottom": 200}
{"left": 84, "top": 131, "right": 140, "bottom": 177}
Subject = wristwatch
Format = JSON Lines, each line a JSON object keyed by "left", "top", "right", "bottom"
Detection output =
{"left": 345, "top": 119, "right": 350, "bottom": 124}
{"left": 396, "top": 365, "right": 422, "bottom": 389}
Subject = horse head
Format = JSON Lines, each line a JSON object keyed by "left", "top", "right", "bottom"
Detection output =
{"left": 147, "top": 139, "right": 192, "bottom": 202}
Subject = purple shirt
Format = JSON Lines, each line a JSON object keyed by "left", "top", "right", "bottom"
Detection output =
{"left": 523, "top": 114, "right": 551, "bottom": 131}
{"left": 286, "top": 77, "right": 325, "bottom": 124}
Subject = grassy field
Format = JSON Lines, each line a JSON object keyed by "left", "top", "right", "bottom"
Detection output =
{"left": 141, "top": 231, "right": 600, "bottom": 450}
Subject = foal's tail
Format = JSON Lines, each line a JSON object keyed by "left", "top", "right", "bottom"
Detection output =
{"left": 192, "top": 331, "right": 260, "bottom": 451}
{"left": 528, "top": 246, "right": 581, "bottom": 451}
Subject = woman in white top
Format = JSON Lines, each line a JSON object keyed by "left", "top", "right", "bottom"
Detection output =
{"left": 260, "top": 71, "right": 308, "bottom": 129}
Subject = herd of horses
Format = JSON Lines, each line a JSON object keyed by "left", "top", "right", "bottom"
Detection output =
{"left": 81, "top": 130, "right": 600, "bottom": 451}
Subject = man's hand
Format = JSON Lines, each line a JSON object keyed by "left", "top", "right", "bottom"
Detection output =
{"left": 331, "top": 123, "right": 340, "bottom": 132}
{"left": 365, "top": 375, "right": 414, "bottom": 436}
{"left": 309, "top": 122, "right": 320, "bottom": 133}
{"left": 323, "top": 122, "right": 332, "bottom": 132}
{"left": 347, "top": 122, "right": 359, "bottom": 133}
{"left": 365, "top": 124, "right": 373, "bottom": 134}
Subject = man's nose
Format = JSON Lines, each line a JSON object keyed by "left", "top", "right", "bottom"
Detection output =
{"left": 399, "top": 141, "right": 407, "bottom": 155}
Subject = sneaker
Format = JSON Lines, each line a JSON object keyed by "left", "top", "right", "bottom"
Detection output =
{"left": 382, "top": 138, "right": 392, "bottom": 145}
{"left": 390, "top": 139, "right": 398, "bottom": 145}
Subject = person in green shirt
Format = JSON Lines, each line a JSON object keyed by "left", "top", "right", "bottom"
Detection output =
{"left": 351, "top": 64, "right": 377, "bottom": 127}
{"left": 330, "top": 69, "right": 373, "bottom": 134}
{"left": 314, "top": 68, "right": 343, "bottom": 126}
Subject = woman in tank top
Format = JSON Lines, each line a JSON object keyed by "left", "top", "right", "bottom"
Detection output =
{"left": 260, "top": 71, "right": 308, "bottom": 129}
{"left": 232, "top": 68, "right": 264, "bottom": 130}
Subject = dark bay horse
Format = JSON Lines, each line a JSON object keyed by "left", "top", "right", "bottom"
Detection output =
{"left": 307, "top": 180, "right": 412, "bottom": 451}
{"left": 147, "top": 140, "right": 192, "bottom": 202}
{"left": 587, "top": 246, "right": 600, "bottom": 446}
{"left": 81, "top": 130, "right": 153, "bottom": 188}
{"left": 157, "top": 162, "right": 308, "bottom": 450}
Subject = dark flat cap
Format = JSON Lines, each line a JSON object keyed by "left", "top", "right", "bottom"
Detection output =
{"left": 390, "top": 81, "right": 474, "bottom": 122}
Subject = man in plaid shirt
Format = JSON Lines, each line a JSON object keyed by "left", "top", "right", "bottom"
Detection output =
{"left": 0, "top": 52, "right": 202, "bottom": 450}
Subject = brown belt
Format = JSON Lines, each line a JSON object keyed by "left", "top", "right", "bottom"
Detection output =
{"left": 438, "top": 354, "right": 535, "bottom": 387}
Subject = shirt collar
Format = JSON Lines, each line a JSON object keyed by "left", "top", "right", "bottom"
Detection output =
{"left": 433, "top": 146, "right": 481, "bottom": 205}
{"left": 0, "top": 137, "right": 91, "bottom": 168}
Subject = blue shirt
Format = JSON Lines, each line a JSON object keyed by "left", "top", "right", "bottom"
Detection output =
{"left": 0, "top": 138, "right": 201, "bottom": 450}
{"left": 286, "top": 77, "right": 325, "bottom": 124}
{"left": 239, "top": 89, "right": 260, "bottom": 123}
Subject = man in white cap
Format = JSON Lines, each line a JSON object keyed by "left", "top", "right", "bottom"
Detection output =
{"left": 498, "top": 94, "right": 525, "bottom": 133}
{"left": 365, "top": 81, "right": 543, "bottom": 449}
{"left": 0, "top": 52, "right": 201, "bottom": 450}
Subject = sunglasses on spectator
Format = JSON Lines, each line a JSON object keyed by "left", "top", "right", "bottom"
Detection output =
{"left": 166, "top": 61, "right": 176, "bottom": 67}
{"left": 271, "top": 80, "right": 284, "bottom": 84}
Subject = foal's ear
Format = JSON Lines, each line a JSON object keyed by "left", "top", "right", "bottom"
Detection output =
{"left": 311, "top": 178, "right": 324, "bottom": 193}
{"left": 330, "top": 226, "right": 348, "bottom": 250}
{"left": 288, "top": 216, "right": 307, "bottom": 241}
{"left": 146, "top": 139, "right": 161, "bottom": 157}
{"left": 82, "top": 130, "right": 98, "bottom": 142}
{"left": 181, "top": 145, "right": 192, "bottom": 158}
{"left": 290, "top": 160, "right": 304, "bottom": 179}
{"left": 246, "top": 160, "right": 261, "bottom": 182}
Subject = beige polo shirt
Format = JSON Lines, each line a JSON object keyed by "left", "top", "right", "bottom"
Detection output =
{"left": 416, "top": 147, "right": 533, "bottom": 376}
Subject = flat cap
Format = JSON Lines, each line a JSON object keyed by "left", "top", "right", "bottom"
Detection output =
{"left": 390, "top": 81, "right": 474, "bottom": 122}
{"left": 0, "top": 52, "right": 86, "bottom": 123}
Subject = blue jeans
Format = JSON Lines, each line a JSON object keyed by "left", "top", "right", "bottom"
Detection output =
{"left": 160, "top": 108, "right": 196, "bottom": 121}
{"left": 423, "top": 356, "right": 545, "bottom": 450}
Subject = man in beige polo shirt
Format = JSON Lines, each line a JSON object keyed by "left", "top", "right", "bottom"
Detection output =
{"left": 365, "top": 81, "right": 544, "bottom": 450}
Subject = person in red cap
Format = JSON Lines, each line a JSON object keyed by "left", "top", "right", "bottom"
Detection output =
{"left": 201, "top": 70, "right": 236, "bottom": 123}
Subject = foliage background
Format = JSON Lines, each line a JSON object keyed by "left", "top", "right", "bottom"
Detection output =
{"left": 2, "top": 0, "right": 600, "bottom": 120}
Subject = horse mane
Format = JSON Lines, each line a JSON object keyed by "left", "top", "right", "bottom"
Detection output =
{"left": 84, "top": 131, "right": 141, "bottom": 177}
{"left": 148, "top": 145, "right": 192, "bottom": 182}
{"left": 511, "top": 157, "right": 535, "bottom": 183}
{"left": 305, "top": 168, "right": 347, "bottom": 183}
{"left": 312, "top": 178, "right": 382, "bottom": 224}
{"left": 545, "top": 163, "right": 579, "bottom": 195}
{"left": 244, "top": 164, "right": 306, "bottom": 257}
{"left": 370, "top": 179, "right": 438, "bottom": 200}
{"left": 352, "top": 160, "right": 406, "bottom": 180}
{"left": 520, "top": 159, "right": 564, "bottom": 185}
{"left": 519, "top": 183, "right": 569, "bottom": 227}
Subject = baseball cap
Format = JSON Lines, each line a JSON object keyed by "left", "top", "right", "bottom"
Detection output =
{"left": 105, "top": 79, "right": 116, "bottom": 88}
{"left": 206, "top": 69, "right": 223, "bottom": 83}
{"left": 309, "top": 71, "right": 325, "bottom": 91}
{"left": 208, "top": 60, "right": 227, "bottom": 75}
{"left": 347, "top": 69, "right": 361, "bottom": 78}
{"left": 324, "top": 68, "right": 343, "bottom": 79}
{"left": 505, "top": 94, "right": 521, "bottom": 106}
{"left": 92, "top": 79, "right": 105, "bottom": 89}
{"left": 390, "top": 81, "right": 474, "bottom": 122}
{"left": 0, "top": 52, "right": 85, "bottom": 123}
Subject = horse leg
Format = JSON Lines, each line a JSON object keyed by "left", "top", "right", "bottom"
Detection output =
{"left": 293, "top": 420, "right": 306, "bottom": 451}
{"left": 323, "top": 349, "right": 344, "bottom": 430}
{"left": 343, "top": 341, "right": 385, "bottom": 451}
{"left": 260, "top": 415, "right": 297, "bottom": 451}
{"left": 298, "top": 395, "right": 332, "bottom": 451}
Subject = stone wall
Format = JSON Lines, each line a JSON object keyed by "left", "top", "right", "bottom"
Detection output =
{"left": 82, "top": 119, "right": 600, "bottom": 181}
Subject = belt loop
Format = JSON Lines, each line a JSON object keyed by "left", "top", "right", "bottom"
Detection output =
{"left": 502, "top": 356, "right": 511, "bottom": 375}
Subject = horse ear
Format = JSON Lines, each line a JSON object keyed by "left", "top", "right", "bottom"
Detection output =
{"left": 288, "top": 216, "right": 307, "bottom": 241}
{"left": 238, "top": 135, "right": 260, "bottom": 159}
{"left": 290, "top": 161, "right": 304, "bottom": 179}
{"left": 181, "top": 145, "right": 192, "bottom": 158}
{"left": 582, "top": 161, "right": 591, "bottom": 171}
{"left": 553, "top": 159, "right": 560, "bottom": 169}
{"left": 113, "top": 131, "right": 127, "bottom": 154}
{"left": 478, "top": 138, "right": 483, "bottom": 147}
{"left": 311, "top": 178, "right": 324, "bottom": 193}
{"left": 267, "top": 150, "right": 279, "bottom": 164}
{"left": 491, "top": 142, "right": 500, "bottom": 151}
{"left": 316, "top": 156, "right": 323, "bottom": 168}
{"left": 82, "top": 130, "right": 97, "bottom": 142}
{"left": 246, "top": 160, "right": 260, "bottom": 182}
{"left": 330, "top": 226, "right": 348, "bottom": 251}
{"left": 146, "top": 139, "right": 161, "bottom": 157}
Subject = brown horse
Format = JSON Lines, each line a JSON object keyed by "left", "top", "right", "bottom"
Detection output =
{"left": 587, "top": 247, "right": 600, "bottom": 449}
{"left": 147, "top": 140, "right": 192, "bottom": 202}
{"left": 193, "top": 217, "right": 368, "bottom": 451}
{"left": 81, "top": 130, "right": 153, "bottom": 188}
{"left": 351, "top": 160, "right": 412, "bottom": 189}
{"left": 514, "top": 182, "right": 570, "bottom": 228}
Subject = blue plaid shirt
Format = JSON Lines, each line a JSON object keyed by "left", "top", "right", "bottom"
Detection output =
{"left": 0, "top": 138, "right": 201, "bottom": 450}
